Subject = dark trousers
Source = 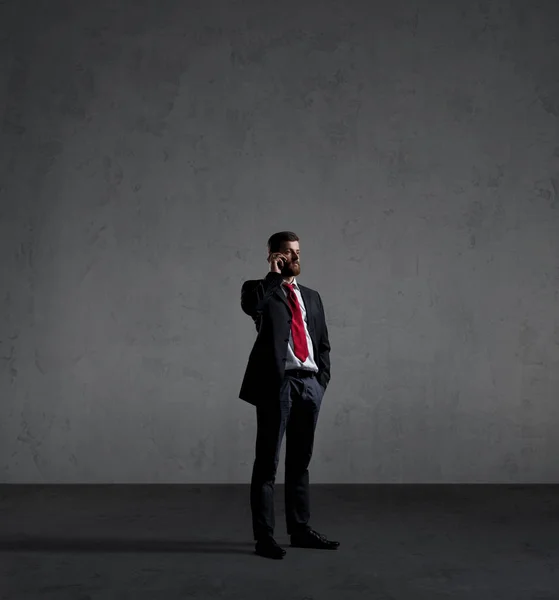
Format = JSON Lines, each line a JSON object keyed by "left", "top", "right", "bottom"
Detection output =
{"left": 250, "top": 371, "right": 325, "bottom": 540}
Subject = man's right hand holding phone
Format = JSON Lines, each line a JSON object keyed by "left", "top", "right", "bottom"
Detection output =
{"left": 269, "top": 253, "right": 289, "bottom": 274}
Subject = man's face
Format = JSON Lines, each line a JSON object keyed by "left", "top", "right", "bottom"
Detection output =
{"left": 277, "top": 241, "right": 301, "bottom": 277}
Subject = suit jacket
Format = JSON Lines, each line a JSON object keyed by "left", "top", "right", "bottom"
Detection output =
{"left": 239, "top": 272, "right": 331, "bottom": 406}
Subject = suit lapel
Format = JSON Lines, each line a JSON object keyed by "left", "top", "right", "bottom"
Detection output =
{"left": 274, "top": 282, "right": 315, "bottom": 324}
{"left": 274, "top": 285, "right": 289, "bottom": 309}
{"left": 275, "top": 283, "right": 318, "bottom": 350}
{"left": 274, "top": 283, "right": 314, "bottom": 324}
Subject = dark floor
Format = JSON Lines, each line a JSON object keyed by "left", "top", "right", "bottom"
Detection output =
{"left": 0, "top": 485, "right": 558, "bottom": 599}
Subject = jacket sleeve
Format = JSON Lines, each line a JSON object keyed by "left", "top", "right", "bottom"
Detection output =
{"left": 241, "top": 272, "right": 284, "bottom": 319}
{"left": 317, "top": 293, "right": 331, "bottom": 390}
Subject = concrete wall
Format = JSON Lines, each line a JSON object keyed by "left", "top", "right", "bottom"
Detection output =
{"left": 1, "top": 0, "right": 558, "bottom": 483}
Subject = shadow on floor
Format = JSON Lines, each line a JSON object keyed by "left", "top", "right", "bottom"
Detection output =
{"left": 0, "top": 537, "right": 256, "bottom": 554}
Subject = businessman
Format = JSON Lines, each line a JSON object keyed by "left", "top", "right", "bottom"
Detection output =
{"left": 240, "top": 231, "right": 340, "bottom": 559}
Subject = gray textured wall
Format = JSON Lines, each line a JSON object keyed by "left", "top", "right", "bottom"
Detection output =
{"left": 1, "top": 0, "right": 558, "bottom": 483}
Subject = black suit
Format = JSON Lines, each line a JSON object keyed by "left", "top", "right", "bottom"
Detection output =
{"left": 239, "top": 271, "right": 331, "bottom": 540}
{"left": 240, "top": 272, "right": 331, "bottom": 403}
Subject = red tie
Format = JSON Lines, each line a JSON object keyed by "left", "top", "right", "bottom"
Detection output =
{"left": 283, "top": 283, "right": 309, "bottom": 362}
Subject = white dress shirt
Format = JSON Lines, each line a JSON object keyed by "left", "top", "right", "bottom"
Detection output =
{"left": 281, "top": 278, "right": 319, "bottom": 373}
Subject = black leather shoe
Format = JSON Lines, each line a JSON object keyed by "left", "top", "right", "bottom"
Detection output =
{"left": 290, "top": 529, "right": 340, "bottom": 549}
{"left": 255, "top": 537, "right": 286, "bottom": 559}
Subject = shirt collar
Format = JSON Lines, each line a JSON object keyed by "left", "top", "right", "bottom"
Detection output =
{"left": 283, "top": 278, "right": 298, "bottom": 289}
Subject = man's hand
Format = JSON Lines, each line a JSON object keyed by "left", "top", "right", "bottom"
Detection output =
{"left": 268, "top": 252, "right": 289, "bottom": 274}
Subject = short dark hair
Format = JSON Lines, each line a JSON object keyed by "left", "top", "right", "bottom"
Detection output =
{"left": 267, "top": 231, "right": 299, "bottom": 254}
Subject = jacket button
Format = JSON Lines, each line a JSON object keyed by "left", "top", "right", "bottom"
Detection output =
{"left": 284, "top": 338, "right": 289, "bottom": 342}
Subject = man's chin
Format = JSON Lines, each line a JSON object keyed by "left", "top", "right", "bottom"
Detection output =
{"left": 282, "top": 264, "right": 300, "bottom": 276}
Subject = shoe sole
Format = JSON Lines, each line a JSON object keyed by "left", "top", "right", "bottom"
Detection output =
{"left": 255, "top": 550, "right": 285, "bottom": 559}
{"left": 290, "top": 544, "right": 339, "bottom": 549}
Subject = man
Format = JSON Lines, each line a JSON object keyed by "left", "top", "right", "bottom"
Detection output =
{"left": 240, "top": 231, "right": 340, "bottom": 560}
